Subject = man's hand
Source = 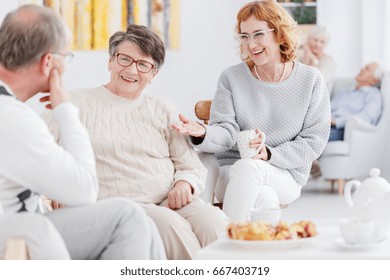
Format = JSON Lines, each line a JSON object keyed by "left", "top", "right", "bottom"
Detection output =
{"left": 171, "top": 114, "right": 206, "bottom": 138}
{"left": 52, "top": 200, "right": 66, "bottom": 210}
{"left": 167, "top": 180, "right": 193, "bottom": 210}
{"left": 39, "top": 68, "right": 70, "bottom": 109}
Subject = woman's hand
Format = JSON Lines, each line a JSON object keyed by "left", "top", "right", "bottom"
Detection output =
{"left": 167, "top": 180, "right": 193, "bottom": 210}
{"left": 250, "top": 128, "right": 269, "bottom": 161}
{"left": 171, "top": 114, "right": 206, "bottom": 138}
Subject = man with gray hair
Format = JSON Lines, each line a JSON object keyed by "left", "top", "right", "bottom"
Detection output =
{"left": 329, "top": 62, "right": 383, "bottom": 141}
{"left": 0, "top": 4, "right": 165, "bottom": 259}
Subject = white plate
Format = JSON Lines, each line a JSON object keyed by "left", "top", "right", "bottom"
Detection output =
{"left": 334, "top": 238, "right": 384, "bottom": 250}
{"left": 221, "top": 234, "right": 319, "bottom": 250}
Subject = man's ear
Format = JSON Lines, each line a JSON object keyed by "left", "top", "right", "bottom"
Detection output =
{"left": 370, "top": 74, "right": 379, "bottom": 86}
{"left": 40, "top": 53, "right": 54, "bottom": 76}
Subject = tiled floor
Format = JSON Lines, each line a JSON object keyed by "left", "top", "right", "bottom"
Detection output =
{"left": 282, "top": 178, "right": 353, "bottom": 227}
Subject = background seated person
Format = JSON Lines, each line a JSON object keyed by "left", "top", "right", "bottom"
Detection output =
{"left": 42, "top": 24, "right": 227, "bottom": 260}
{"left": 330, "top": 62, "right": 383, "bottom": 141}
{"left": 298, "top": 25, "right": 337, "bottom": 93}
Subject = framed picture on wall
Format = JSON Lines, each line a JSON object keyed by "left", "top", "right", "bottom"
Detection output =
{"left": 19, "top": 0, "right": 180, "bottom": 50}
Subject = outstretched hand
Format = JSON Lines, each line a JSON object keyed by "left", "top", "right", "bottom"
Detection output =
{"left": 171, "top": 114, "right": 206, "bottom": 138}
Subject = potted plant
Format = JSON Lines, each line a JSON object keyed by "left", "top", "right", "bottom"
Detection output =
{"left": 292, "top": 0, "right": 316, "bottom": 24}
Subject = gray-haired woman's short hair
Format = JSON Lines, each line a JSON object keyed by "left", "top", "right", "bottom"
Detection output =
{"left": 0, "top": 5, "right": 67, "bottom": 70}
{"left": 108, "top": 24, "right": 165, "bottom": 69}
{"left": 307, "top": 25, "right": 330, "bottom": 44}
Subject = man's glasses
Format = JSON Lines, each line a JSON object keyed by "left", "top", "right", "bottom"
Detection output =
{"left": 236, "top": 29, "right": 275, "bottom": 45}
{"left": 114, "top": 53, "right": 155, "bottom": 73}
{"left": 52, "top": 52, "right": 74, "bottom": 64}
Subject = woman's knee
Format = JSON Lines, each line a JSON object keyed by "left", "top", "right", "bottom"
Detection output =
{"left": 194, "top": 204, "right": 227, "bottom": 226}
{"left": 254, "top": 185, "right": 280, "bottom": 209}
{"left": 186, "top": 203, "right": 228, "bottom": 241}
{"left": 230, "top": 159, "right": 267, "bottom": 177}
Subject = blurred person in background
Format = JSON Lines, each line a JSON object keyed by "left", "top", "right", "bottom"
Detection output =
{"left": 298, "top": 25, "right": 337, "bottom": 93}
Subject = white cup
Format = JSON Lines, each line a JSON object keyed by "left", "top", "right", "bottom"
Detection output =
{"left": 339, "top": 218, "right": 374, "bottom": 244}
{"left": 249, "top": 208, "right": 281, "bottom": 225}
{"left": 236, "top": 130, "right": 266, "bottom": 159}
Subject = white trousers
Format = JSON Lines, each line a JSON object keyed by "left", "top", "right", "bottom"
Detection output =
{"left": 219, "top": 159, "right": 302, "bottom": 221}
{"left": 46, "top": 198, "right": 166, "bottom": 260}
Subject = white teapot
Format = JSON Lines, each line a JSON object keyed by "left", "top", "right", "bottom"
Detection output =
{"left": 344, "top": 168, "right": 390, "bottom": 241}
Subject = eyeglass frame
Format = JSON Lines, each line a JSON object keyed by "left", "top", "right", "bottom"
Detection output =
{"left": 236, "top": 29, "right": 275, "bottom": 45}
{"left": 113, "top": 53, "right": 156, "bottom": 73}
{"left": 52, "top": 52, "right": 74, "bottom": 64}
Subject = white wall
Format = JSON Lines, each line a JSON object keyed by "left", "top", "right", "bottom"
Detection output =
{"left": 1, "top": 0, "right": 249, "bottom": 118}
{"left": 318, "top": 0, "right": 389, "bottom": 78}
{"left": 1, "top": 0, "right": 389, "bottom": 117}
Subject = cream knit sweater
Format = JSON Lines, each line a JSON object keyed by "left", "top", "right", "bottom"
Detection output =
{"left": 42, "top": 86, "right": 206, "bottom": 204}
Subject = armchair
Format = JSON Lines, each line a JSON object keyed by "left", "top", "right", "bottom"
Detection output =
{"left": 318, "top": 72, "right": 390, "bottom": 194}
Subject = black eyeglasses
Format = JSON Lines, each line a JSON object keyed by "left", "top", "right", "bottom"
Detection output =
{"left": 114, "top": 53, "right": 155, "bottom": 73}
{"left": 52, "top": 52, "right": 74, "bottom": 64}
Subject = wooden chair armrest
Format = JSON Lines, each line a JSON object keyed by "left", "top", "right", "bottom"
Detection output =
{"left": 195, "top": 100, "right": 212, "bottom": 124}
{"left": 4, "top": 238, "right": 29, "bottom": 260}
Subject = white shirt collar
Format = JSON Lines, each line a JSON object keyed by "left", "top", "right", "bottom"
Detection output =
{"left": 353, "top": 84, "right": 376, "bottom": 93}
{"left": 0, "top": 80, "right": 16, "bottom": 97}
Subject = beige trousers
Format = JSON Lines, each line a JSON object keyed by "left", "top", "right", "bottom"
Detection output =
{"left": 141, "top": 198, "right": 228, "bottom": 260}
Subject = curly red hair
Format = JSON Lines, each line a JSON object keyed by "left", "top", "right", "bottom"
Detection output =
{"left": 236, "top": 0, "right": 299, "bottom": 63}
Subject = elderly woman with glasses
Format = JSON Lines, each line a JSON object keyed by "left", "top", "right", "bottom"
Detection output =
{"left": 172, "top": 0, "right": 330, "bottom": 221}
{"left": 42, "top": 24, "right": 227, "bottom": 260}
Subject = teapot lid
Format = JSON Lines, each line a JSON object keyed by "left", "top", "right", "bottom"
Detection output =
{"left": 369, "top": 168, "right": 381, "bottom": 178}
{"left": 363, "top": 168, "right": 390, "bottom": 189}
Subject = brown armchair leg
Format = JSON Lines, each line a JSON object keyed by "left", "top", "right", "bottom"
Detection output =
{"left": 327, "top": 179, "right": 335, "bottom": 192}
{"left": 338, "top": 179, "right": 345, "bottom": 195}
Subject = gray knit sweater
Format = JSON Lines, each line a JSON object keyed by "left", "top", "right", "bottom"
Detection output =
{"left": 193, "top": 61, "right": 330, "bottom": 186}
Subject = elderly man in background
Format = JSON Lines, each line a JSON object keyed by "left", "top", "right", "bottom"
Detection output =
{"left": 0, "top": 4, "right": 165, "bottom": 260}
{"left": 329, "top": 62, "right": 383, "bottom": 141}
{"left": 310, "top": 62, "right": 383, "bottom": 178}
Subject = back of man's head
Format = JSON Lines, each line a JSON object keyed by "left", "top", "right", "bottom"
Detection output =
{"left": 0, "top": 5, "right": 66, "bottom": 71}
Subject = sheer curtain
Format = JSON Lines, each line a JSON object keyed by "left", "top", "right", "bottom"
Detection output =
{"left": 361, "top": 0, "right": 388, "bottom": 69}
{"left": 383, "top": 0, "right": 390, "bottom": 69}
{"left": 318, "top": 0, "right": 390, "bottom": 76}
